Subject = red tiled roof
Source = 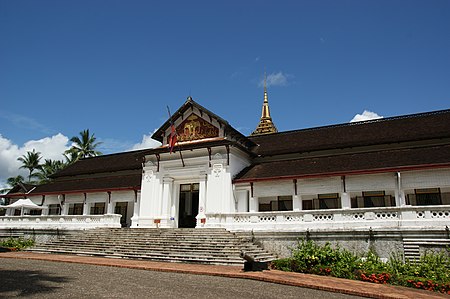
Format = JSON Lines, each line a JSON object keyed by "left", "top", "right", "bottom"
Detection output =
{"left": 31, "top": 173, "right": 141, "bottom": 195}
{"left": 53, "top": 150, "right": 146, "bottom": 178}
{"left": 249, "top": 109, "right": 450, "bottom": 156}
{"left": 234, "top": 144, "right": 450, "bottom": 182}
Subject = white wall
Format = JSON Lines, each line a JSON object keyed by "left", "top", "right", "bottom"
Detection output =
{"left": 346, "top": 173, "right": 396, "bottom": 192}
{"left": 402, "top": 169, "right": 450, "bottom": 189}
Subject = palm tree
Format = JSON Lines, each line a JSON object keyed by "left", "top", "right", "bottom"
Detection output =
{"left": 65, "top": 129, "right": 102, "bottom": 160}
{"left": 6, "top": 175, "right": 25, "bottom": 187}
{"left": 63, "top": 151, "right": 79, "bottom": 166}
{"left": 0, "top": 175, "right": 25, "bottom": 194}
{"left": 35, "top": 159, "right": 65, "bottom": 184}
{"left": 17, "top": 149, "right": 42, "bottom": 182}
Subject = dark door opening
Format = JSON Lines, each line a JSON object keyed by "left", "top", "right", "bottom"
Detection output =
{"left": 178, "top": 183, "right": 199, "bottom": 228}
{"left": 114, "top": 202, "right": 128, "bottom": 227}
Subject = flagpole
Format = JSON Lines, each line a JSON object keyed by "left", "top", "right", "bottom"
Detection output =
{"left": 167, "top": 106, "right": 185, "bottom": 167}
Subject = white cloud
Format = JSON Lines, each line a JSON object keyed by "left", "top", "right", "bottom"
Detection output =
{"left": 350, "top": 110, "right": 384, "bottom": 123}
{"left": 259, "top": 72, "right": 291, "bottom": 87}
{"left": 0, "top": 133, "right": 70, "bottom": 185}
{"left": 129, "top": 131, "right": 161, "bottom": 151}
{"left": 0, "top": 131, "right": 163, "bottom": 189}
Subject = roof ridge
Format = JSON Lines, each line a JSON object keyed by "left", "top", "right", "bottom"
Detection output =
{"left": 78, "top": 148, "right": 149, "bottom": 161}
{"left": 248, "top": 108, "right": 450, "bottom": 138}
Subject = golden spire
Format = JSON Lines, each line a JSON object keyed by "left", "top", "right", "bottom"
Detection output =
{"left": 251, "top": 72, "right": 278, "bottom": 136}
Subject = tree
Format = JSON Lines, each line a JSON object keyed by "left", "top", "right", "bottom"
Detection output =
{"left": 0, "top": 175, "right": 25, "bottom": 194}
{"left": 6, "top": 175, "right": 25, "bottom": 187}
{"left": 65, "top": 129, "right": 102, "bottom": 160}
{"left": 63, "top": 151, "right": 79, "bottom": 166}
{"left": 35, "top": 159, "right": 65, "bottom": 184}
{"left": 17, "top": 149, "right": 42, "bottom": 182}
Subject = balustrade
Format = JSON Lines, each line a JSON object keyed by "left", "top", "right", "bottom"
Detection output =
{"left": 206, "top": 205, "right": 450, "bottom": 230}
{"left": 0, "top": 214, "right": 121, "bottom": 230}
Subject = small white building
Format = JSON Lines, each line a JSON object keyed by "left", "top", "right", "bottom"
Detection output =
{"left": 2, "top": 89, "right": 450, "bottom": 234}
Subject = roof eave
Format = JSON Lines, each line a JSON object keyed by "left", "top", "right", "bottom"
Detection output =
{"left": 233, "top": 162, "right": 450, "bottom": 184}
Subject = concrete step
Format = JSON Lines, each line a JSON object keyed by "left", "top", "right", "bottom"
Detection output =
{"left": 31, "top": 244, "right": 273, "bottom": 258}
{"left": 27, "top": 248, "right": 246, "bottom": 266}
{"left": 29, "top": 228, "right": 277, "bottom": 266}
{"left": 45, "top": 238, "right": 246, "bottom": 247}
{"left": 34, "top": 242, "right": 263, "bottom": 251}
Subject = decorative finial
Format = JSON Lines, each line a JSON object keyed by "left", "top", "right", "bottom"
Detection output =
{"left": 251, "top": 71, "right": 278, "bottom": 136}
{"left": 264, "top": 70, "right": 267, "bottom": 92}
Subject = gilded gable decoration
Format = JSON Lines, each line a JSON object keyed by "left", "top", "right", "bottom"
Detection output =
{"left": 166, "top": 113, "right": 219, "bottom": 143}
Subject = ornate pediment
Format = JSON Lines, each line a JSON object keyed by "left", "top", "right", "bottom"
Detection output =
{"left": 166, "top": 113, "right": 219, "bottom": 143}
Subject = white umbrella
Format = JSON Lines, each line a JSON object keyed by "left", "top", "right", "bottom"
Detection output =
{"left": 2, "top": 198, "right": 46, "bottom": 216}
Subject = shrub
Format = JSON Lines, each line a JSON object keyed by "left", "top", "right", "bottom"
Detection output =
{"left": 0, "top": 237, "right": 35, "bottom": 250}
{"left": 271, "top": 239, "right": 450, "bottom": 294}
{"left": 289, "top": 239, "right": 362, "bottom": 279}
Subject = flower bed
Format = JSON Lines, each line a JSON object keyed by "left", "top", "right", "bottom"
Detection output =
{"left": 271, "top": 239, "right": 450, "bottom": 295}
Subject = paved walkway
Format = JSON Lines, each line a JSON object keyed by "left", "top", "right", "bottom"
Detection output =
{"left": 0, "top": 252, "right": 447, "bottom": 299}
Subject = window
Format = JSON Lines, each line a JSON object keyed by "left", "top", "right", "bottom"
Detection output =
{"left": 318, "top": 193, "right": 340, "bottom": 209}
{"left": 48, "top": 204, "right": 61, "bottom": 215}
{"left": 352, "top": 191, "right": 395, "bottom": 208}
{"left": 415, "top": 188, "right": 441, "bottom": 206}
{"left": 259, "top": 203, "right": 272, "bottom": 212}
{"left": 258, "top": 196, "right": 293, "bottom": 212}
{"left": 29, "top": 209, "right": 42, "bottom": 216}
{"left": 90, "top": 202, "right": 105, "bottom": 215}
{"left": 68, "top": 203, "right": 83, "bottom": 215}
{"left": 363, "top": 191, "right": 388, "bottom": 207}
{"left": 302, "top": 200, "right": 313, "bottom": 210}
{"left": 278, "top": 196, "right": 293, "bottom": 211}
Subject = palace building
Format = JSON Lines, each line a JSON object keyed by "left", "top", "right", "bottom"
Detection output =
{"left": 2, "top": 87, "right": 450, "bottom": 238}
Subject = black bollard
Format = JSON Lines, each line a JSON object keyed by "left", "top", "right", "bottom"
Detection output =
{"left": 240, "top": 251, "right": 268, "bottom": 272}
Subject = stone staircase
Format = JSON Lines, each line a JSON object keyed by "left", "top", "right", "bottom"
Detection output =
{"left": 403, "top": 238, "right": 450, "bottom": 261}
{"left": 28, "top": 228, "right": 277, "bottom": 266}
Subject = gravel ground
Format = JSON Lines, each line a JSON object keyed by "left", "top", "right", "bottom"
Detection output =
{"left": 0, "top": 258, "right": 364, "bottom": 299}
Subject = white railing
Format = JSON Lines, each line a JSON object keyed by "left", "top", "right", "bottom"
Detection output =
{"left": 0, "top": 214, "right": 122, "bottom": 230}
{"left": 205, "top": 205, "right": 450, "bottom": 231}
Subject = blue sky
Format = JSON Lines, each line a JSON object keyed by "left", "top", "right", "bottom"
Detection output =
{"left": 0, "top": 1, "right": 449, "bottom": 184}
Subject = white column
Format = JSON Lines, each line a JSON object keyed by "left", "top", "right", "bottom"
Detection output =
{"left": 341, "top": 192, "right": 351, "bottom": 209}
{"left": 82, "top": 193, "right": 89, "bottom": 215}
{"left": 161, "top": 177, "right": 174, "bottom": 227}
{"left": 395, "top": 172, "right": 406, "bottom": 206}
{"left": 40, "top": 196, "right": 48, "bottom": 215}
{"left": 138, "top": 167, "right": 161, "bottom": 227}
{"left": 249, "top": 196, "right": 259, "bottom": 212}
{"left": 196, "top": 175, "right": 207, "bottom": 227}
{"left": 41, "top": 207, "right": 49, "bottom": 216}
{"left": 106, "top": 192, "right": 114, "bottom": 214}
{"left": 293, "top": 195, "right": 302, "bottom": 211}
{"left": 61, "top": 203, "right": 69, "bottom": 215}
{"left": 131, "top": 191, "right": 140, "bottom": 228}
{"left": 170, "top": 185, "right": 177, "bottom": 225}
{"left": 83, "top": 203, "right": 89, "bottom": 215}
{"left": 235, "top": 190, "right": 249, "bottom": 212}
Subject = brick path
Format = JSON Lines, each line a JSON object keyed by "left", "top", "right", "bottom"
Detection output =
{"left": 1, "top": 252, "right": 447, "bottom": 299}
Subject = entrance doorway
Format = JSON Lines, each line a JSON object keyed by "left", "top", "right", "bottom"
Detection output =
{"left": 114, "top": 202, "right": 128, "bottom": 227}
{"left": 178, "top": 183, "right": 199, "bottom": 228}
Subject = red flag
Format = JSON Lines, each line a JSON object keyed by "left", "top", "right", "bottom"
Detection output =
{"left": 169, "top": 124, "right": 177, "bottom": 153}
